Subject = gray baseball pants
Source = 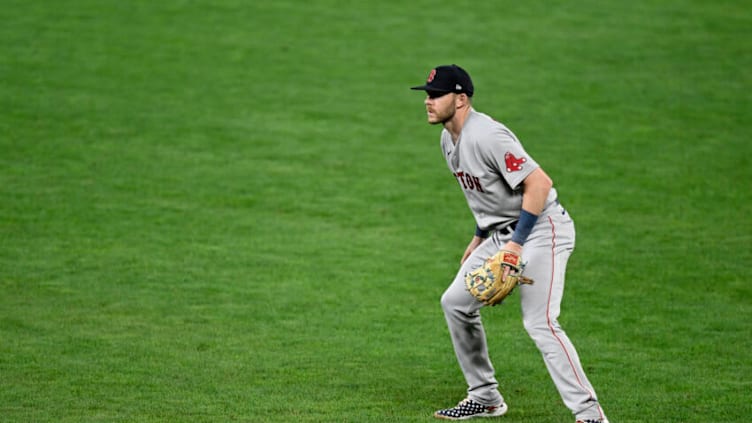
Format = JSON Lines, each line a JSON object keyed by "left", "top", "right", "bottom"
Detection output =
{"left": 440, "top": 202, "right": 606, "bottom": 421}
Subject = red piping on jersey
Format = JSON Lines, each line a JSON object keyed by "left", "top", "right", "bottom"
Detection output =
{"left": 545, "top": 216, "right": 603, "bottom": 418}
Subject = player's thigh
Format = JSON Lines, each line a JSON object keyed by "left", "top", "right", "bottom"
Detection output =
{"left": 442, "top": 238, "right": 499, "bottom": 313}
{"left": 518, "top": 220, "right": 573, "bottom": 321}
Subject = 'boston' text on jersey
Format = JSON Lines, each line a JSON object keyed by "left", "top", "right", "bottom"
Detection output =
{"left": 453, "top": 171, "right": 485, "bottom": 192}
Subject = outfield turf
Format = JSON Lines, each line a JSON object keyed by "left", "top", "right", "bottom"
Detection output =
{"left": 1, "top": 1, "right": 750, "bottom": 422}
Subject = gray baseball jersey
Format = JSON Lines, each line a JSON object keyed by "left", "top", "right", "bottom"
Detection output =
{"left": 437, "top": 108, "right": 607, "bottom": 421}
{"left": 440, "top": 109, "right": 558, "bottom": 232}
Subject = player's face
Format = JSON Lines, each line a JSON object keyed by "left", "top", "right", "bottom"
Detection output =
{"left": 424, "top": 91, "right": 457, "bottom": 125}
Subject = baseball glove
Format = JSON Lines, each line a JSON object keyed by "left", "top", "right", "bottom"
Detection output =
{"left": 465, "top": 250, "right": 534, "bottom": 306}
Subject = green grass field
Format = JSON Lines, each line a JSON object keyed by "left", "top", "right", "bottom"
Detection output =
{"left": 1, "top": 1, "right": 750, "bottom": 422}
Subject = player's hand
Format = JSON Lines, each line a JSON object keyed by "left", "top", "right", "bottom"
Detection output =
{"left": 502, "top": 241, "right": 523, "bottom": 256}
{"left": 461, "top": 236, "right": 485, "bottom": 264}
{"left": 500, "top": 241, "right": 523, "bottom": 280}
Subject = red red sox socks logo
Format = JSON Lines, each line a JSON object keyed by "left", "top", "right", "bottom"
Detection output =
{"left": 504, "top": 152, "right": 526, "bottom": 172}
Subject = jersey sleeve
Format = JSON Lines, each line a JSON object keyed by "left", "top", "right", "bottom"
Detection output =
{"left": 479, "top": 124, "right": 539, "bottom": 190}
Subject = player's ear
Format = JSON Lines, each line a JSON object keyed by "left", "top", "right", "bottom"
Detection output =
{"left": 457, "top": 93, "right": 470, "bottom": 107}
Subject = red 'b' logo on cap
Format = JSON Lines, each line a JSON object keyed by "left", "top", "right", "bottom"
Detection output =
{"left": 427, "top": 69, "right": 437, "bottom": 83}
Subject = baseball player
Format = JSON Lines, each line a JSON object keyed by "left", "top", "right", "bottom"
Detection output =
{"left": 411, "top": 65, "right": 609, "bottom": 423}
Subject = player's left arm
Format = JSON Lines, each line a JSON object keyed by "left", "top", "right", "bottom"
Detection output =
{"left": 521, "top": 167, "right": 552, "bottom": 216}
{"left": 504, "top": 167, "right": 552, "bottom": 254}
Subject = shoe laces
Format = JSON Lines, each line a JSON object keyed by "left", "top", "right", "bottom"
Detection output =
{"left": 457, "top": 397, "right": 473, "bottom": 406}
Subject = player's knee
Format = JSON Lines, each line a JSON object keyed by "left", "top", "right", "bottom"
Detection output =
{"left": 440, "top": 290, "right": 454, "bottom": 312}
{"left": 440, "top": 289, "right": 464, "bottom": 315}
{"left": 523, "top": 316, "right": 557, "bottom": 342}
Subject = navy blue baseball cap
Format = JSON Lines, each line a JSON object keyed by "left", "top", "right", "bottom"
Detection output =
{"left": 411, "top": 64, "right": 474, "bottom": 97}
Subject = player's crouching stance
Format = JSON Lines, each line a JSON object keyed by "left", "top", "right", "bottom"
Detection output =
{"left": 411, "top": 65, "right": 609, "bottom": 423}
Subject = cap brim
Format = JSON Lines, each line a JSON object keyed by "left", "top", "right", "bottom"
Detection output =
{"left": 410, "top": 85, "right": 451, "bottom": 92}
